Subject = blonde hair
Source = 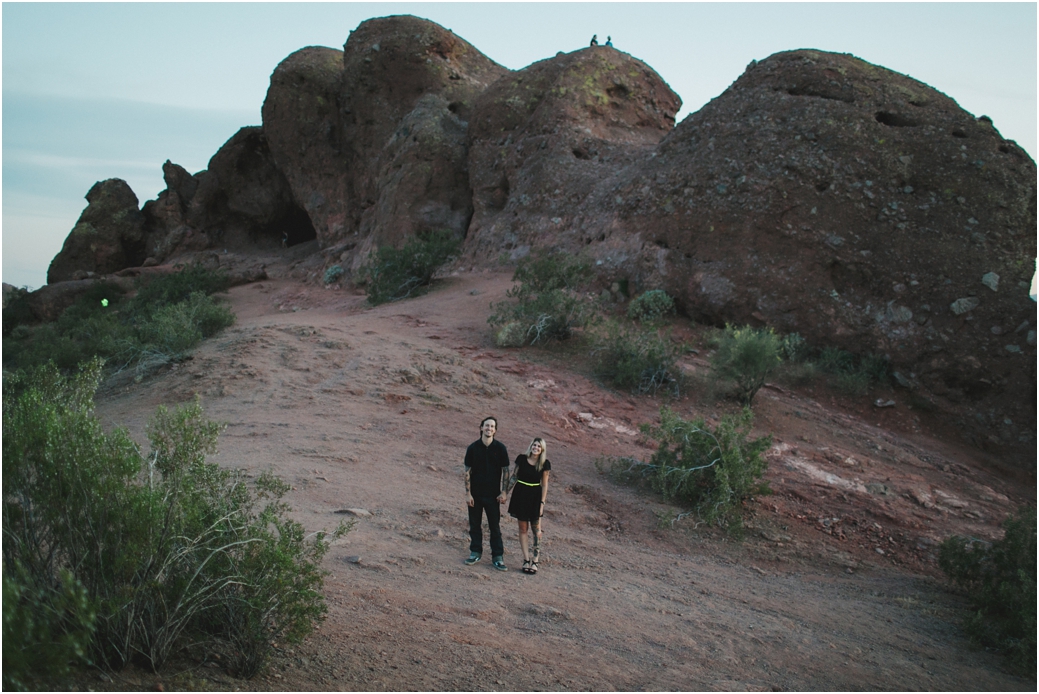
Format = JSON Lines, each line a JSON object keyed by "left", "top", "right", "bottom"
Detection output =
{"left": 525, "top": 437, "right": 548, "bottom": 472}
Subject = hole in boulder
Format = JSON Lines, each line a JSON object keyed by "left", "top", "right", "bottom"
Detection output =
{"left": 572, "top": 147, "right": 591, "bottom": 160}
{"left": 875, "top": 112, "right": 918, "bottom": 127}
{"left": 815, "top": 181, "right": 830, "bottom": 192}
{"left": 951, "top": 130, "right": 968, "bottom": 138}
{"left": 998, "top": 144, "right": 1012, "bottom": 154}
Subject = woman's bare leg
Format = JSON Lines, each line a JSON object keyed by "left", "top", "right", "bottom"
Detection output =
{"left": 518, "top": 520, "right": 530, "bottom": 561}
{"left": 530, "top": 517, "right": 542, "bottom": 563}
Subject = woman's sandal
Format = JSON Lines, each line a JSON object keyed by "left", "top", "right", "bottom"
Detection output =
{"left": 528, "top": 560, "right": 538, "bottom": 575}
{"left": 522, "top": 560, "right": 532, "bottom": 573}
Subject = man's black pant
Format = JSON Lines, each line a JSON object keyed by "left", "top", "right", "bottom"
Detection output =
{"left": 468, "top": 495, "right": 503, "bottom": 557}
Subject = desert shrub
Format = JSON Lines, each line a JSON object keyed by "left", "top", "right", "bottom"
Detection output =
{"left": 2, "top": 360, "right": 346, "bottom": 678}
{"left": 817, "top": 346, "right": 855, "bottom": 374}
{"left": 129, "top": 263, "right": 231, "bottom": 309}
{"left": 488, "top": 251, "right": 596, "bottom": 345}
{"left": 779, "top": 332, "right": 810, "bottom": 362}
{"left": 358, "top": 229, "right": 461, "bottom": 305}
{"left": 710, "top": 325, "right": 782, "bottom": 405}
{"left": 3, "top": 563, "right": 96, "bottom": 691}
{"left": 939, "top": 507, "right": 1036, "bottom": 675}
{"left": 2, "top": 265, "right": 234, "bottom": 374}
{"left": 323, "top": 264, "right": 345, "bottom": 285}
{"left": 2, "top": 286, "right": 38, "bottom": 336}
{"left": 591, "top": 320, "right": 680, "bottom": 395}
{"left": 816, "top": 347, "right": 890, "bottom": 394}
{"left": 627, "top": 289, "right": 675, "bottom": 324}
{"left": 601, "top": 406, "right": 771, "bottom": 536}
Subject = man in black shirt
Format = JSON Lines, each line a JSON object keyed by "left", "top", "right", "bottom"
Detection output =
{"left": 464, "top": 416, "right": 511, "bottom": 571}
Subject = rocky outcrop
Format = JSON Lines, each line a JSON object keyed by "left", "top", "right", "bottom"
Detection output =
{"left": 142, "top": 129, "right": 313, "bottom": 260}
{"left": 261, "top": 16, "right": 509, "bottom": 270}
{"left": 563, "top": 50, "right": 1037, "bottom": 449}
{"left": 463, "top": 45, "right": 680, "bottom": 262}
{"left": 47, "top": 179, "right": 146, "bottom": 283}
{"left": 42, "top": 20, "right": 1037, "bottom": 456}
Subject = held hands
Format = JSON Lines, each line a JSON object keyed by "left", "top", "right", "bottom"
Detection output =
{"left": 466, "top": 494, "right": 474, "bottom": 508}
{"left": 497, "top": 493, "right": 506, "bottom": 504}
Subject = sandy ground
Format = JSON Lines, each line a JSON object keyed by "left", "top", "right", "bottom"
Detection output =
{"left": 85, "top": 267, "right": 1033, "bottom": 691}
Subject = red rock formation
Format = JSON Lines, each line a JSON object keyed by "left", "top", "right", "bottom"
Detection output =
{"left": 47, "top": 179, "right": 146, "bottom": 283}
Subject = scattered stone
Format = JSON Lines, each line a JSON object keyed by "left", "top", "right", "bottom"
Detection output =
{"left": 980, "top": 272, "right": 1000, "bottom": 291}
{"left": 1005, "top": 344, "right": 1022, "bottom": 353}
{"left": 950, "top": 297, "right": 980, "bottom": 315}
{"left": 891, "top": 372, "right": 916, "bottom": 390}
{"left": 873, "top": 399, "right": 896, "bottom": 408}
{"left": 335, "top": 508, "right": 372, "bottom": 517}
{"left": 1028, "top": 331, "right": 1036, "bottom": 347}
{"left": 345, "top": 555, "right": 362, "bottom": 564}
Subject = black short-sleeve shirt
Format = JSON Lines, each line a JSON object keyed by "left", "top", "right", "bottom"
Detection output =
{"left": 465, "top": 438, "right": 510, "bottom": 497}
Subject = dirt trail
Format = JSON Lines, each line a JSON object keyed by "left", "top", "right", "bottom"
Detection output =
{"left": 92, "top": 268, "right": 1032, "bottom": 691}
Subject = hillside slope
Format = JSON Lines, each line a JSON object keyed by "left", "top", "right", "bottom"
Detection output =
{"left": 86, "top": 262, "right": 1031, "bottom": 691}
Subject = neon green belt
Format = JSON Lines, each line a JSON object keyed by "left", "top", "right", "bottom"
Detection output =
{"left": 517, "top": 480, "right": 540, "bottom": 487}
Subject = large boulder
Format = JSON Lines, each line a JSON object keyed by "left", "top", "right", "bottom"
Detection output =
{"left": 578, "top": 50, "right": 1036, "bottom": 451}
{"left": 261, "top": 15, "right": 509, "bottom": 270}
{"left": 47, "top": 179, "right": 146, "bottom": 283}
{"left": 463, "top": 45, "right": 680, "bottom": 262}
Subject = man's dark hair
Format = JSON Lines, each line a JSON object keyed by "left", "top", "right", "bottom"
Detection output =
{"left": 480, "top": 416, "right": 498, "bottom": 429}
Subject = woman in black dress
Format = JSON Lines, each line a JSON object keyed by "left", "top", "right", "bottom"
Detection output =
{"left": 507, "top": 437, "right": 551, "bottom": 574}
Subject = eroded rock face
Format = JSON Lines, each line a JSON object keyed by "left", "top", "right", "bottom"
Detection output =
{"left": 142, "top": 129, "right": 312, "bottom": 260}
{"left": 47, "top": 179, "right": 146, "bottom": 283}
{"left": 262, "top": 16, "right": 509, "bottom": 269}
{"left": 563, "top": 49, "right": 1037, "bottom": 448}
{"left": 463, "top": 45, "right": 680, "bottom": 263}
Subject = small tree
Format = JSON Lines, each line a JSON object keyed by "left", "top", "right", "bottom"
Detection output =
{"left": 711, "top": 325, "right": 782, "bottom": 405}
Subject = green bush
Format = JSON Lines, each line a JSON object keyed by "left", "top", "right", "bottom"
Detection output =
{"left": 488, "top": 251, "right": 597, "bottom": 345}
{"left": 711, "top": 325, "right": 782, "bottom": 405}
{"left": 3, "top": 563, "right": 96, "bottom": 691}
{"left": 627, "top": 289, "right": 675, "bottom": 324}
{"left": 591, "top": 320, "right": 680, "bottom": 395}
{"left": 358, "top": 229, "right": 461, "bottom": 305}
{"left": 779, "top": 332, "right": 810, "bottom": 362}
{"left": 130, "top": 263, "right": 231, "bottom": 309}
{"left": 2, "top": 265, "right": 234, "bottom": 374}
{"left": 816, "top": 346, "right": 890, "bottom": 395}
{"left": 2, "top": 360, "right": 346, "bottom": 678}
{"left": 939, "top": 507, "right": 1036, "bottom": 675}
{"left": 323, "top": 264, "right": 345, "bottom": 285}
{"left": 601, "top": 407, "right": 771, "bottom": 536}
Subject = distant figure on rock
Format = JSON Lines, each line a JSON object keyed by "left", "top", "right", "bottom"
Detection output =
{"left": 605, "top": 36, "right": 613, "bottom": 47}
{"left": 590, "top": 34, "right": 598, "bottom": 46}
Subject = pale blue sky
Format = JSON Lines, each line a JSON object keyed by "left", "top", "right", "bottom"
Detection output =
{"left": 3, "top": 2, "right": 1036, "bottom": 289}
